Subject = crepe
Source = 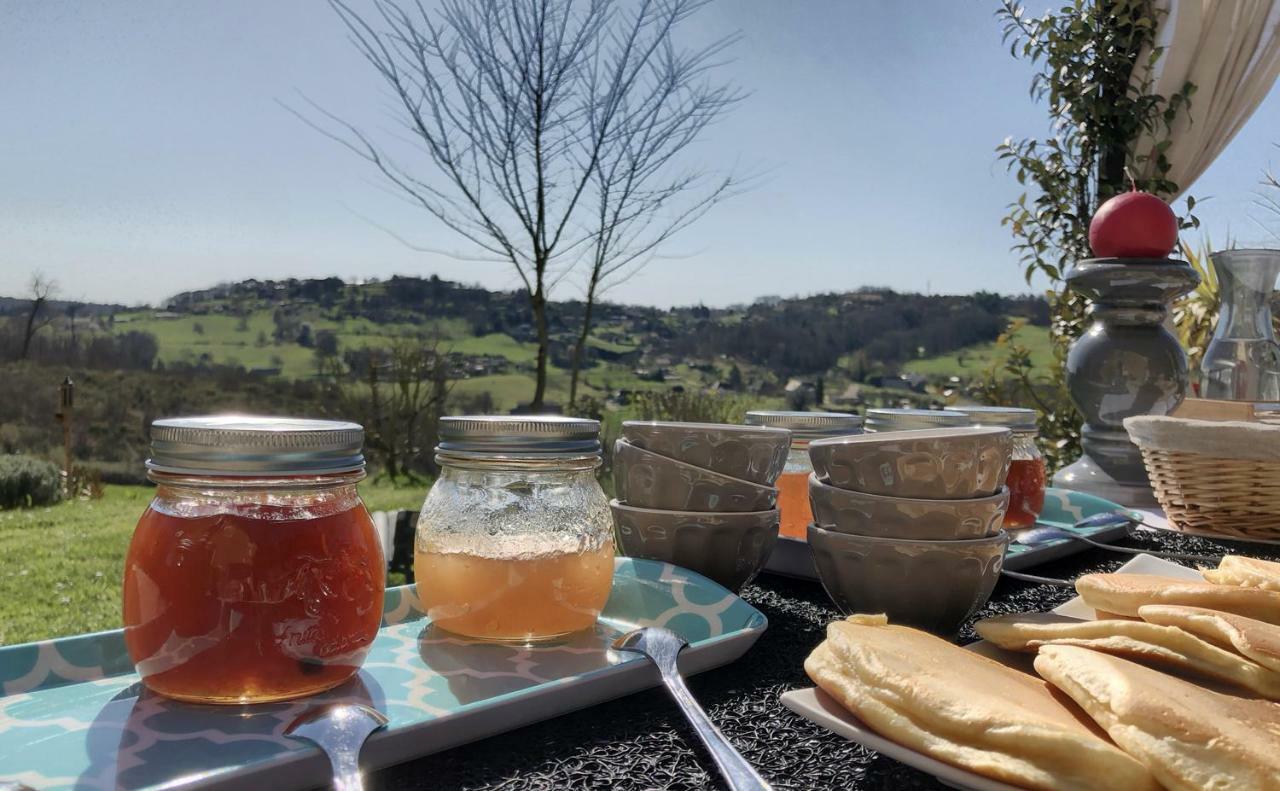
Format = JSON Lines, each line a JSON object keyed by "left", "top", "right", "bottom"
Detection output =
{"left": 1035, "top": 644, "right": 1280, "bottom": 791}
{"left": 976, "top": 611, "right": 1280, "bottom": 699}
{"left": 1075, "top": 573, "right": 1280, "bottom": 624}
{"left": 1203, "top": 555, "right": 1280, "bottom": 592}
{"left": 804, "top": 614, "right": 1157, "bottom": 791}
{"left": 1138, "top": 604, "right": 1280, "bottom": 675}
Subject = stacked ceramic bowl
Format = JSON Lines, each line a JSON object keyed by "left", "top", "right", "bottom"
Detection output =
{"left": 805, "top": 413, "right": 1014, "bottom": 635}
{"left": 610, "top": 421, "right": 790, "bottom": 592}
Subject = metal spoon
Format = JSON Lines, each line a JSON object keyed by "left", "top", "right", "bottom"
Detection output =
{"left": 1014, "top": 515, "right": 1222, "bottom": 566}
{"left": 286, "top": 702, "right": 389, "bottom": 791}
{"left": 1001, "top": 568, "right": 1074, "bottom": 588}
{"left": 613, "top": 627, "right": 772, "bottom": 791}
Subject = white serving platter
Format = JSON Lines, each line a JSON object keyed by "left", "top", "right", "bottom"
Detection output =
{"left": 780, "top": 554, "right": 1204, "bottom": 791}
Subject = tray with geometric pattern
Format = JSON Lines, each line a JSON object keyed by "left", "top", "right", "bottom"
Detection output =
{"left": 0, "top": 558, "right": 766, "bottom": 790}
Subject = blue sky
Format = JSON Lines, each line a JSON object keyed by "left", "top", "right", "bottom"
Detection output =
{"left": 3, "top": 0, "right": 1280, "bottom": 308}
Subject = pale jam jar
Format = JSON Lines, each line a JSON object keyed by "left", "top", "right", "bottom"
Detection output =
{"left": 951, "top": 406, "right": 1046, "bottom": 529}
{"left": 416, "top": 416, "right": 614, "bottom": 643}
{"left": 122, "top": 416, "right": 384, "bottom": 704}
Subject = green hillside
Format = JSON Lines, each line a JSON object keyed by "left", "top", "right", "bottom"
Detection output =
{"left": 902, "top": 321, "right": 1054, "bottom": 379}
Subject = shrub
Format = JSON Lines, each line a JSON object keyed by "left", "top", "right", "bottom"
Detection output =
{"left": 0, "top": 454, "right": 64, "bottom": 509}
{"left": 631, "top": 389, "right": 747, "bottom": 424}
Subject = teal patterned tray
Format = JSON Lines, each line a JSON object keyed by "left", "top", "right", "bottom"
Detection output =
{"left": 763, "top": 487, "right": 1141, "bottom": 578}
{"left": 0, "top": 558, "right": 766, "bottom": 790}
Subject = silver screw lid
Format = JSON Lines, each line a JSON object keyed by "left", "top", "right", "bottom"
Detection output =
{"left": 948, "top": 405, "right": 1039, "bottom": 432}
{"left": 743, "top": 411, "right": 863, "bottom": 443}
{"left": 863, "top": 408, "right": 969, "bottom": 433}
{"left": 148, "top": 415, "right": 365, "bottom": 476}
{"left": 437, "top": 415, "right": 601, "bottom": 457}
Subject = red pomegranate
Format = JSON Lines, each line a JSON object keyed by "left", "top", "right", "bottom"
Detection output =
{"left": 1088, "top": 184, "right": 1178, "bottom": 259}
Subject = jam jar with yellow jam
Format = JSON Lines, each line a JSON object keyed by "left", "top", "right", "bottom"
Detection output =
{"left": 743, "top": 411, "right": 863, "bottom": 539}
{"left": 122, "top": 416, "right": 384, "bottom": 704}
{"left": 415, "top": 416, "right": 615, "bottom": 643}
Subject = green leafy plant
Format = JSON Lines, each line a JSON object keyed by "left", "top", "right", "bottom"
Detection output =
{"left": 630, "top": 390, "right": 749, "bottom": 425}
{"left": 969, "top": 319, "right": 1079, "bottom": 473}
{"left": 994, "top": 0, "right": 1197, "bottom": 467}
{"left": 0, "top": 454, "right": 65, "bottom": 509}
{"left": 1172, "top": 238, "right": 1221, "bottom": 382}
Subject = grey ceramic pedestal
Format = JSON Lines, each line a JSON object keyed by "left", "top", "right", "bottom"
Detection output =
{"left": 1053, "top": 258, "right": 1200, "bottom": 507}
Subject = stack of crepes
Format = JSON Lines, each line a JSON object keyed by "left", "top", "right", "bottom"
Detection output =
{"left": 805, "top": 555, "right": 1280, "bottom": 791}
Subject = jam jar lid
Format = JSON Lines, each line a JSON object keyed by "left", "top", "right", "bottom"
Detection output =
{"left": 743, "top": 411, "right": 863, "bottom": 443}
{"left": 437, "top": 415, "right": 602, "bottom": 459}
{"left": 863, "top": 408, "right": 969, "bottom": 432}
{"left": 147, "top": 415, "right": 365, "bottom": 476}
{"left": 948, "top": 405, "right": 1039, "bottom": 433}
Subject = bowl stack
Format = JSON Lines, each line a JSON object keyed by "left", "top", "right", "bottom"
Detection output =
{"left": 610, "top": 421, "right": 790, "bottom": 592}
{"left": 805, "top": 426, "right": 1014, "bottom": 635}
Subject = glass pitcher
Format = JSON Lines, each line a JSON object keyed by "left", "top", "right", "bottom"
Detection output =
{"left": 1202, "top": 249, "right": 1280, "bottom": 402}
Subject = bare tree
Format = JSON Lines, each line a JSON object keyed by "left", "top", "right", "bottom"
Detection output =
{"left": 18, "top": 273, "right": 58, "bottom": 361}
{"left": 310, "top": 0, "right": 738, "bottom": 410}
{"left": 567, "top": 42, "right": 740, "bottom": 407}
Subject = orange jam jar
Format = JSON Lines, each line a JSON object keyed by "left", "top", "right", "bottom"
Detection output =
{"left": 416, "top": 416, "right": 614, "bottom": 643}
{"left": 951, "top": 406, "right": 1046, "bottom": 529}
{"left": 122, "top": 416, "right": 385, "bottom": 704}
{"left": 743, "top": 411, "right": 863, "bottom": 539}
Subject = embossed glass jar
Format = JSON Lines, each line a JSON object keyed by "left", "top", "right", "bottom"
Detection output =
{"left": 415, "top": 416, "right": 614, "bottom": 643}
{"left": 743, "top": 411, "right": 863, "bottom": 540}
{"left": 122, "top": 416, "right": 384, "bottom": 704}
{"left": 951, "top": 406, "right": 1044, "bottom": 529}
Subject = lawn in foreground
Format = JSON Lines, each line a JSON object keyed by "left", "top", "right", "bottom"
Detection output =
{"left": 0, "top": 480, "right": 428, "bottom": 646}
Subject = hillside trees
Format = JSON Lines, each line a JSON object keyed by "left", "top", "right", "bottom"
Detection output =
{"left": 319, "top": 338, "right": 453, "bottom": 480}
{"left": 316, "top": 0, "right": 737, "bottom": 410}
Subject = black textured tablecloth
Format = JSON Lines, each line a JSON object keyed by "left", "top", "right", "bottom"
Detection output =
{"left": 368, "top": 529, "right": 1280, "bottom": 791}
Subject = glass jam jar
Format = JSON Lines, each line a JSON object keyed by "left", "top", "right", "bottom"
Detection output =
{"left": 122, "top": 416, "right": 385, "bottom": 704}
{"left": 951, "top": 406, "right": 1046, "bottom": 529}
{"left": 863, "top": 407, "right": 969, "bottom": 433}
{"left": 744, "top": 411, "right": 863, "bottom": 540}
{"left": 416, "top": 416, "right": 614, "bottom": 643}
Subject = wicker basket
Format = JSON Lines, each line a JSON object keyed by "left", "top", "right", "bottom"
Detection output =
{"left": 1127, "top": 414, "right": 1280, "bottom": 541}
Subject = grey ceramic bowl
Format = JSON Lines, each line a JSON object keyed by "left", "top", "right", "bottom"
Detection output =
{"left": 808, "top": 426, "right": 1012, "bottom": 500}
{"left": 609, "top": 500, "right": 780, "bottom": 592}
{"left": 807, "top": 523, "right": 1009, "bottom": 636}
{"left": 613, "top": 439, "right": 778, "bottom": 512}
{"left": 621, "top": 420, "right": 791, "bottom": 485}
{"left": 808, "top": 474, "right": 1009, "bottom": 540}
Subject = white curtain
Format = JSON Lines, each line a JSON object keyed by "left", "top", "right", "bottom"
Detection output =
{"left": 1132, "top": 0, "right": 1280, "bottom": 198}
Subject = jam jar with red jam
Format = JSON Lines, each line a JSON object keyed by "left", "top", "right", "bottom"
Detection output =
{"left": 122, "top": 416, "right": 384, "bottom": 704}
{"left": 951, "top": 406, "right": 1045, "bottom": 529}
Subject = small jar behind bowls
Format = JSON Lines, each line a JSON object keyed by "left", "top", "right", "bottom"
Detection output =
{"left": 743, "top": 411, "right": 863, "bottom": 540}
{"left": 863, "top": 407, "right": 969, "bottom": 433}
{"left": 417, "top": 416, "right": 614, "bottom": 643}
{"left": 949, "top": 406, "right": 1045, "bottom": 529}
{"left": 123, "top": 416, "right": 385, "bottom": 705}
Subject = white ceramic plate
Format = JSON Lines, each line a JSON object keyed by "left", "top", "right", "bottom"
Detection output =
{"left": 780, "top": 554, "right": 1205, "bottom": 790}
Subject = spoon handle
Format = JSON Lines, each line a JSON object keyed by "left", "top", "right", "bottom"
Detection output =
{"left": 657, "top": 669, "right": 772, "bottom": 791}
{"left": 326, "top": 746, "right": 365, "bottom": 791}
{"left": 1001, "top": 569, "right": 1074, "bottom": 588}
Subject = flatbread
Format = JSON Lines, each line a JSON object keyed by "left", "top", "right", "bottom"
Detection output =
{"left": 804, "top": 614, "right": 1157, "bottom": 791}
{"left": 1138, "top": 604, "right": 1280, "bottom": 675}
{"left": 1203, "top": 555, "right": 1280, "bottom": 592}
{"left": 976, "top": 611, "right": 1280, "bottom": 699}
{"left": 1035, "top": 644, "right": 1280, "bottom": 791}
{"left": 1075, "top": 573, "right": 1280, "bottom": 624}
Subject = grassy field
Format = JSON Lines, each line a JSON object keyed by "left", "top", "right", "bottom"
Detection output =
{"left": 0, "top": 480, "right": 427, "bottom": 646}
{"left": 902, "top": 321, "right": 1055, "bottom": 379}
